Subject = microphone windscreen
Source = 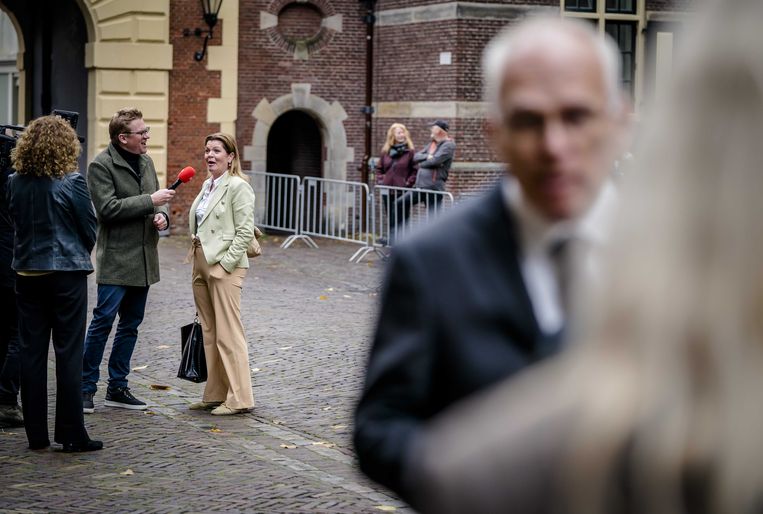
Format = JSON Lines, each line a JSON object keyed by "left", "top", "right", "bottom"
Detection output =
{"left": 178, "top": 166, "right": 196, "bottom": 183}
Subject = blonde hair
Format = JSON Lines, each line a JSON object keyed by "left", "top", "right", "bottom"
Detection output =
{"left": 558, "top": 0, "right": 763, "bottom": 511}
{"left": 381, "top": 123, "right": 414, "bottom": 154}
{"left": 11, "top": 115, "right": 80, "bottom": 177}
{"left": 205, "top": 132, "right": 248, "bottom": 181}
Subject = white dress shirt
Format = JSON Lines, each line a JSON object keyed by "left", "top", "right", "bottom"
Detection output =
{"left": 502, "top": 177, "right": 617, "bottom": 334}
{"left": 195, "top": 172, "right": 227, "bottom": 228}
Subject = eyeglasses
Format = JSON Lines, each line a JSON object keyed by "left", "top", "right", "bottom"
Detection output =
{"left": 123, "top": 127, "right": 151, "bottom": 137}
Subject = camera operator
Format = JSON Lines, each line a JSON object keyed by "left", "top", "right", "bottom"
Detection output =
{"left": 0, "top": 127, "right": 22, "bottom": 428}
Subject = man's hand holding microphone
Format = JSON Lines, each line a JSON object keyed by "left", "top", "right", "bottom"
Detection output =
{"left": 150, "top": 166, "right": 196, "bottom": 230}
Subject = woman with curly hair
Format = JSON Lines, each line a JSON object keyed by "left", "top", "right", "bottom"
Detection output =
{"left": 7, "top": 115, "right": 102, "bottom": 452}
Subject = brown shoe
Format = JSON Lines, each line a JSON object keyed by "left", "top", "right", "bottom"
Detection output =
{"left": 210, "top": 403, "right": 251, "bottom": 416}
{"left": 189, "top": 401, "right": 222, "bottom": 411}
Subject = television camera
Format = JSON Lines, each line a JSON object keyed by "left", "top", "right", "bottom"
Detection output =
{"left": 0, "top": 109, "right": 83, "bottom": 171}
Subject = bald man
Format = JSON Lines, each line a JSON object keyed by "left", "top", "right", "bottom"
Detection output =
{"left": 354, "top": 17, "right": 628, "bottom": 506}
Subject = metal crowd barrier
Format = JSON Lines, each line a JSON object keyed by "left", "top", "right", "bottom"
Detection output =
{"left": 369, "top": 185, "right": 455, "bottom": 250}
{"left": 249, "top": 171, "right": 303, "bottom": 238}
{"left": 246, "top": 171, "right": 456, "bottom": 262}
{"left": 295, "top": 176, "right": 371, "bottom": 261}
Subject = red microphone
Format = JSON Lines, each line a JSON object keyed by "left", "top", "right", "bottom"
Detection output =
{"left": 169, "top": 166, "right": 196, "bottom": 190}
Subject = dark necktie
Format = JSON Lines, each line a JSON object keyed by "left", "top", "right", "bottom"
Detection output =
{"left": 549, "top": 237, "right": 585, "bottom": 321}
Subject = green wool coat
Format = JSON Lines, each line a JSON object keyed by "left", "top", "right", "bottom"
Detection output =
{"left": 87, "top": 144, "right": 168, "bottom": 287}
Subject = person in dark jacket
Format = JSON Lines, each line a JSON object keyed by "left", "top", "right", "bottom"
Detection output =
{"left": 374, "top": 123, "right": 416, "bottom": 245}
{"left": 81, "top": 108, "right": 175, "bottom": 414}
{"left": 409, "top": 4, "right": 763, "bottom": 513}
{"left": 7, "top": 115, "right": 102, "bottom": 452}
{"left": 354, "top": 18, "right": 627, "bottom": 506}
{"left": 0, "top": 140, "right": 22, "bottom": 429}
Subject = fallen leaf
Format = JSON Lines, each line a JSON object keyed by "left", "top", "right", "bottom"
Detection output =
{"left": 280, "top": 444, "right": 297, "bottom": 449}
{"left": 272, "top": 419, "right": 283, "bottom": 425}
{"left": 375, "top": 506, "right": 397, "bottom": 512}
{"left": 120, "top": 469, "right": 134, "bottom": 476}
{"left": 311, "top": 441, "right": 336, "bottom": 448}
{"left": 149, "top": 384, "right": 170, "bottom": 390}
{"left": 210, "top": 428, "right": 222, "bottom": 433}
{"left": 156, "top": 345, "right": 170, "bottom": 350}
{"left": 133, "top": 365, "right": 148, "bottom": 370}
{"left": 317, "top": 295, "right": 328, "bottom": 300}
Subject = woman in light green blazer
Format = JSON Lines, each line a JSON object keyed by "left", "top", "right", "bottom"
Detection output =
{"left": 188, "top": 133, "right": 255, "bottom": 415}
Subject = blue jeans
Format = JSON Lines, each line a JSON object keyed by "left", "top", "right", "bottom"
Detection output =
{"left": 81, "top": 284, "right": 149, "bottom": 394}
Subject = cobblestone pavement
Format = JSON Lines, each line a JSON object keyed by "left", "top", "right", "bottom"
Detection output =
{"left": 0, "top": 236, "right": 412, "bottom": 513}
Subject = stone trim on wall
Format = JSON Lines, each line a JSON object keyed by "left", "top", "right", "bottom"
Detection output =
{"left": 450, "top": 161, "right": 506, "bottom": 172}
{"left": 244, "top": 83, "right": 353, "bottom": 181}
{"left": 81, "top": 0, "right": 172, "bottom": 185}
{"left": 646, "top": 10, "right": 694, "bottom": 22}
{"left": 376, "top": 2, "right": 554, "bottom": 26}
{"left": 206, "top": 0, "right": 239, "bottom": 135}
{"left": 373, "top": 101, "right": 490, "bottom": 118}
{"left": 260, "top": 0, "right": 342, "bottom": 60}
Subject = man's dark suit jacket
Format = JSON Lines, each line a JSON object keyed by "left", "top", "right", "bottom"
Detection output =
{"left": 354, "top": 183, "right": 563, "bottom": 504}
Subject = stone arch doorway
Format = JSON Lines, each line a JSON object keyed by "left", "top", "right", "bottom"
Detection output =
{"left": 246, "top": 85, "right": 355, "bottom": 232}
{"left": 246, "top": 84, "right": 354, "bottom": 182}
{"left": 264, "top": 109, "right": 323, "bottom": 231}
{"left": 0, "top": 0, "right": 89, "bottom": 170}
{"left": 0, "top": 8, "right": 20, "bottom": 126}
{"left": 266, "top": 110, "right": 323, "bottom": 178}
{"left": 0, "top": 0, "right": 173, "bottom": 184}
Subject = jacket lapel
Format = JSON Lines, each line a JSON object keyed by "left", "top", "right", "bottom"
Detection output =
{"left": 189, "top": 179, "right": 209, "bottom": 234}
{"left": 198, "top": 174, "right": 231, "bottom": 226}
{"left": 483, "top": 185, "right": 542, "bottom": 346}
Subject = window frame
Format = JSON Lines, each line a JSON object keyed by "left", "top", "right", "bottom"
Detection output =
{"left": 0, "top": 64, "right": 18, "bottom": 125}
{"left": 561, "top": 0, "right": 645, "bottom": 111}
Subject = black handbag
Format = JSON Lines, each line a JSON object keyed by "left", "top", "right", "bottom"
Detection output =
{"left": 177, "top": 315, "right": 207, "bottom": 383}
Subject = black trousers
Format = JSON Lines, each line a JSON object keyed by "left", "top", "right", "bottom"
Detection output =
{"left": 0, "top": 284, "right": 20, "bottom": 405}
{"left": 16, "top": 272, "right": 90, "bottom": 446}
{"left": 393, "top": 189, "right": 445, "bottom": 242}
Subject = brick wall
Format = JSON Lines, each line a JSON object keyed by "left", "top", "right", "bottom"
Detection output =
{"left": 166, "top": 0, "right": 692, "bottom": 235}
{"left": 373, "top": 21, "right": 458, "bottom": 102}
{"left": 237, "top": 0, "right": 368, "bottom": 182}
{"left": 167, "top": 0, "right": 223, "bottom": 234}
{"left": 646, "top": 0, "right": 694, "bottom": 11}
{"left": 449, "top": 168, "right": 504, "bottom": 199}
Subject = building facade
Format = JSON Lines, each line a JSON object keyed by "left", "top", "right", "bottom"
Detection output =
{"left": 0, "top": 0, "right": 692, "bottom": 234}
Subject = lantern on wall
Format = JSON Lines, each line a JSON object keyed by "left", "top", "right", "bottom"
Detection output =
{"left": 183, "top": 0, "right": 224, "bottom": 62}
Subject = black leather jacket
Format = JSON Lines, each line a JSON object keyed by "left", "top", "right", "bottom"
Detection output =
{"left": 7, "top": 171, "right": 97, "bottom": 273}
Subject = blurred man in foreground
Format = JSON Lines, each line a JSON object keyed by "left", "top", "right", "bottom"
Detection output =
{"left": 354, "top": 17, "right": 627, "bottom": 506}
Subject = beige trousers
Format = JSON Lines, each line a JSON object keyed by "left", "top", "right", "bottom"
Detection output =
{"left": 192, "top": 245, "right": 254, "bottom": 410}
